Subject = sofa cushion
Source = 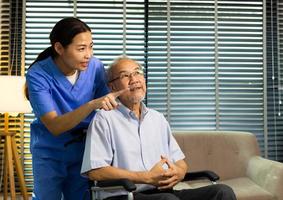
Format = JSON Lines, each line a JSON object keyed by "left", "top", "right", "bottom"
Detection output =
{"left": 221, "top": 177, "right": 274, "bottom": 200}
{"left": 174, "top": 131, "right": 261, "bottom": 180}
{"left": 174, "top": 177, "right": 274, "bottom": 200}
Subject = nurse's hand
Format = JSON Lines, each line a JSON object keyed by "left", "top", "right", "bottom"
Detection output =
{"left": 93, "top": 88, "right": 129, "bottom": 111}
{"left": 40, "top": 88, "right": 129, "bottom": 136}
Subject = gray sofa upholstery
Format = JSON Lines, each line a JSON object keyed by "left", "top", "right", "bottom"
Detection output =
{"left": 173, "top": 131, "right": 283, "bottom": 200}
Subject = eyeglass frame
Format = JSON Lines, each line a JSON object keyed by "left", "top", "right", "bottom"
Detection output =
{"left": 108, "top": 67, "right": 144, "bottom": 83}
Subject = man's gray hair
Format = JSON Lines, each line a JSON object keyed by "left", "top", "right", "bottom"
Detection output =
{"left": 107, "top": 55, "right": 142, "bottom": 82}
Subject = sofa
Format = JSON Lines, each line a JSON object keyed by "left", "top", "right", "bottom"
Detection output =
{"left": 173, "top": 131, "right": 283, "bottom": 200}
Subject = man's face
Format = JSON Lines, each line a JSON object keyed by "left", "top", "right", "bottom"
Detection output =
{"left": 110, "top": 59, "right": 146, "bottom": 105}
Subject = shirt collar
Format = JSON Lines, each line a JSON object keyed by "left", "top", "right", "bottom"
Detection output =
{"left": 46, "top": 56, "right": 87, "bottom": 90}
{"left": 117, "top": 101, "right": 149, "bottom": 120}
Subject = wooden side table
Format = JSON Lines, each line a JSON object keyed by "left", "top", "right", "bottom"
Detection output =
{"left": 1, "top": 131, "right": 28, "bottom": 200}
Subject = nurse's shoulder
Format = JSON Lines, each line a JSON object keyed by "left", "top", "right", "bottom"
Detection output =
{"left": 26, "top": 56, "right": 54, "bottom": 86}
{"left": 87, "top": 56, "right": 104, "bottom": 71}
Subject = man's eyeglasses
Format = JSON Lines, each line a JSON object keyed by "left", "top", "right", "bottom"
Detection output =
{"left": 109, "top": 69, "right": 144, "bottom": 83}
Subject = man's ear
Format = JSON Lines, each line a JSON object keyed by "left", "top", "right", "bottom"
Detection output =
{"left": 108, "top": 82, "right": 116, "bottom": 92}
{"left": 54, "top": 42, "right": 64, "bottom": 56}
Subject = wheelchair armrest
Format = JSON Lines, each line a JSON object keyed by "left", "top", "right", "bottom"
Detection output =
{"left": 183, "top": 170, "right": 220, "bottom": 182}
{"left": 96, "top": 178, "right": 136, "bottom": 192}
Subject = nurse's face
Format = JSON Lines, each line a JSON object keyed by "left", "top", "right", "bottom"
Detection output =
{"left": 55, "top": 31, "right": 93, "bottom": 75}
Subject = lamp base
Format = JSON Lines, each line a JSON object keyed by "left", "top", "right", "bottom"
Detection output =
{"left": 0, "top": 113, "right": 28, "bottom": 200}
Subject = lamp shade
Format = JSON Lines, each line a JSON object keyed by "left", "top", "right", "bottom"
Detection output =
{"left": 0, "top": 75, "right": 32, "bottom": 113}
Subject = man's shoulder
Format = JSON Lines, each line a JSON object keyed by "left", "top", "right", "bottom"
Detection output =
{"left": 146, "top": 107, "right": 165, "bottom": 118}
{"left": 94, "top": 109, "right": 119, "bottom": 120}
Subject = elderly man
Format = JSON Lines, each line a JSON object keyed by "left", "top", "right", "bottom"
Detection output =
{"left": 81, "top": 56, "right": 237, "bottom": 200}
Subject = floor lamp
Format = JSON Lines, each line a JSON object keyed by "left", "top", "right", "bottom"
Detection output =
{"left": 0, "top": 75, "right": 32, "bottom": 200}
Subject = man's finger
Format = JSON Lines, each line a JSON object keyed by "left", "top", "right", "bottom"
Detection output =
{"left": 160, "top": 155, "right": 168, "bottom": 161}
{"left": 165, "top": 160, "right": 173, "bottom": 168}
{"left": 112, "top": 88, "right": 129, "bottom": 98}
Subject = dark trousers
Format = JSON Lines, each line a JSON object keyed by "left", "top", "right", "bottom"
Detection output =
{"left": 105, "top": 184, "right": 237, "bottom": 200}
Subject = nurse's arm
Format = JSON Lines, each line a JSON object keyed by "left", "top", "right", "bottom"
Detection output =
{"left": 40, "top": 100, "right": 99, "bottom": 136}
{"left": 40, "top": 89, "right": 128, "bottom": 136}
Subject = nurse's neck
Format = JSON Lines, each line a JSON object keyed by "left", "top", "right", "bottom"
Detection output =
{"left": 54, "top": 57, "right": 76, "bottom": 76}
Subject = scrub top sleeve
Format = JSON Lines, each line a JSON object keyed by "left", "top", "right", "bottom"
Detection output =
{"left": 26, "top": 71, "right": 55, "bottom": 118}
{"left": 81, "top": 112, "right": 113, "bottom": 175}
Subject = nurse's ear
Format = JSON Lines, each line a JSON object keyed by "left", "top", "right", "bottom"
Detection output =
{"left": 54, "top": 42, "right": 64, "bottom": 56}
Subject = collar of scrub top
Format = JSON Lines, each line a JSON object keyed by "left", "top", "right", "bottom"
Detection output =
{"left": 47, "top": 57, "right": 87, "bottom": 91}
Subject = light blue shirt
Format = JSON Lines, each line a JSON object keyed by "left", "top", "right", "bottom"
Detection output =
{"left": 81, "top": 103, "right": 185, "bottom": 198}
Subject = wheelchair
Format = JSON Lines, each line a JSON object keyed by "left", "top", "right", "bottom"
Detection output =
{"left": 90, "top": 170, "right": 219, "bottom": 200}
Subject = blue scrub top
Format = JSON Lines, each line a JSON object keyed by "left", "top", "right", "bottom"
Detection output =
{"left": 26, "top": 56, "right": 109, "bottom": 161}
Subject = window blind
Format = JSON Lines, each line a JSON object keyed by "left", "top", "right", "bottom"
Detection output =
{"left": 76, "top": 0, "right": 145, "bottom": 66}
{"left": 147, "top": 0, "right": 265, "bottom": 151}
{"left": 148, "top": 0, "right": 217, "bottom": 129}
{"left": 266, "top": 0, "right": 283, "bottom": 161}
{"left": 25, "top": 0, "right": 74, "bottom": 66}
{"left": 276, "top": 0, "right": 283, "bottom": 161}
{"left": 0, "top": 0, "right": 10, "bottom": 75}
{"left": 217, "top": 1, "right": 264, "bottom": 143}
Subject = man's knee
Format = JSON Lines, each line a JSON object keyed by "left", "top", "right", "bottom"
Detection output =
{"left": 214, "top": 184, "right": 237, "bottom": 200}
{"left": 156, "top": 193, "right": 180, "bottom": 200}
{"left": 135, "top": 192, "right": 179, "bottom": 200}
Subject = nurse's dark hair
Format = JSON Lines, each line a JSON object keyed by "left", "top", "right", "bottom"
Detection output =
{"left": 25, "top": 17, "right": 91, "bottom": 99}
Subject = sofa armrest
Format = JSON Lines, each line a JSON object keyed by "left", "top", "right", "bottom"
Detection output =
{"left": 247, "top": 156, "right": 283, "bottom": 199}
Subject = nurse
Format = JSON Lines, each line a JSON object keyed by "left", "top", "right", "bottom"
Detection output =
{"left": 25, "top": 17, "right": 125, "bottom": 200}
